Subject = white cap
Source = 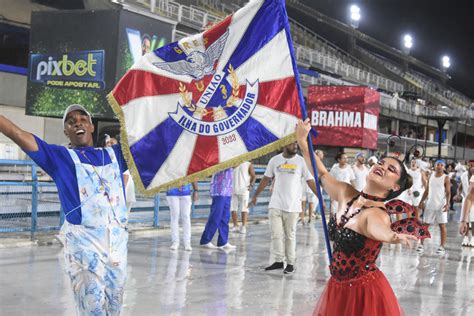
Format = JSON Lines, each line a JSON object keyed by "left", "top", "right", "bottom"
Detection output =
{"left": 62, "top": 104, "right": 92, "bottom": 126}
{"left": 367, "top": 156, "right": 378, "bottom": 164}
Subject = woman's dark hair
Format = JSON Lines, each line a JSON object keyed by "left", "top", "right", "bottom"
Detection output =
{"left": 384, "top": 156, "right": 413, "bottom": 200}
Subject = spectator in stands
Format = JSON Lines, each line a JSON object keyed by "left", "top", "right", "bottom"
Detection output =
{"left": 167, "top": 182, "right": 198, "bottom": 251}
{"left": 0, "top": 105, "right": 130, "bottom": 314}
{"left": 419, "top": 160, "right": 451, "bottom": 255}
{"left": 250, "top": 142, "right": 315, "bottom": 274}
{"left": 230, "top": 161, "right": 256, "bottom": 234}
{"left": 200, "top": 168, "right": 235, "bottom": 250}
{"left": 329, "top": 153, "right": 356, "bottom": 214}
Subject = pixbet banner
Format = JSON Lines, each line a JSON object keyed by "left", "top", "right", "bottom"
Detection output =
{"left": 26, "top": 10, "right": 173, "bottom": 119}
{"left": 307, "top": 86, "right": 380, "bottom": 149}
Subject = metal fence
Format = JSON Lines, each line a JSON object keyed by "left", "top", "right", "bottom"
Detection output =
{"left": 1, "top": 160, "right": 329, "bottom": 239}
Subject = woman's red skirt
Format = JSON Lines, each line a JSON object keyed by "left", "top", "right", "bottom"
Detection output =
{"left": 314, "top": 270, "right": 403, "bottom": 316}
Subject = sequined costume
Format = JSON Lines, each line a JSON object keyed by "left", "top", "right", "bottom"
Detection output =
{"left": 314, "top": 197, "right": 429, "bottom": 316}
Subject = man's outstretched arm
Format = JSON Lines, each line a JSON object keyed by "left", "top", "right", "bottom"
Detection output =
{"left": 0, "top": 115, "right": 38, "bottom": 152}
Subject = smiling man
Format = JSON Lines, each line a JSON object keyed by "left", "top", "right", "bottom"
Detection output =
{"left": 0, "top": 104, "right": 129, "bottom": 315}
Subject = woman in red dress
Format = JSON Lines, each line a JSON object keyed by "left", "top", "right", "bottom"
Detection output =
{"left": 296, "top": 120, "right": 426, "bottom": 316}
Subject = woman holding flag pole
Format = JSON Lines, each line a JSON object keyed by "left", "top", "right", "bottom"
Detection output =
{"left": 296, "top": 119, "right": 429, "bottom": 316}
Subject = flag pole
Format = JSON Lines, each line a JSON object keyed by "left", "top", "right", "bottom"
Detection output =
{"left": 279, "top": 0, "right": 332, "bottom": 263}
{"left": 306, "top": 129, "right": 333, "bottom": 263}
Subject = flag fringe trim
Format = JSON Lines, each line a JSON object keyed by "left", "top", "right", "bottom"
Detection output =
{"left": 107, "top": 92, "right": 296, "bottom": 197}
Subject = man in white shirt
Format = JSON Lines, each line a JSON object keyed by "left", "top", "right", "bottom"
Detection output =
{"left": 419, "top": 160, "right": 451, "bottom": 255}
{"left": 352, "top": 152, "right": 369, "bottom": 192}
{"left": 231, "top": 161, "right": 256, "bottom": 234}
{"left": 329, "top": 153, "right": 356, "bottom": 213}
{"left": 250, "top": 142, "right": 316, "bottom": 274}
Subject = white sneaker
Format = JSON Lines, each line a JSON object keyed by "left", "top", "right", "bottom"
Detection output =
{"left": 436, "top": 246, "right": 446, "bottom": 255}
{"left": 219, "top": 243, "right": 236, "bottom": 250}
{"left": 170, "top": 242, "right": 179, "bottom": 250}
{"left": 239, "top": 226, "right": 247, "bottom": 234}
{"left": 462, "top": 236, "right": 469, "bottom": 247}
{"left": 201, "top": 242, "right": 218, "bottom": 249}
{"left": 416, "top": 244, "right": 424, "bottom": 253}
{"left": 232, "top": 226, "right": 240, "bottom": 233}
{"left": 468, "top": 240, "right": 474, "bottom": 247}
{"left": 184, "top": 244, "right": 192, "bottom": 251}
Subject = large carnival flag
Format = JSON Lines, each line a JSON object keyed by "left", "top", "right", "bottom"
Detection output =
{"left": 108, "top": 0, "right": 305, "bottom": 194}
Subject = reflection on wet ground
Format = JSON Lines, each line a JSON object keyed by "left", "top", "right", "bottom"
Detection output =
{"left": 0, "top": 218, "right": 473, "bottom": 315}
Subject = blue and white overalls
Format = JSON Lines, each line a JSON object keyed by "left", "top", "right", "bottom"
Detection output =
{"left": 63, "top": 147, "right": 128, "bottom": 316}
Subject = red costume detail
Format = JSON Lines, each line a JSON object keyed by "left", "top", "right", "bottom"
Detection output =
{"left": 314, "top": 197, "right": 428, "bottom": 315}
{"left": 386, "top": 199, "right": 430, "bottom": 239}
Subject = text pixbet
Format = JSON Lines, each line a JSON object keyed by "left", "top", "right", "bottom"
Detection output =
{"left": 35, "top": 53, "right": 98, "bottom": 80}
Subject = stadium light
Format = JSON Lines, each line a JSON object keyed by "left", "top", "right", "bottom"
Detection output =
{"left": 349, "top": 5, "right": 361, "bottom": 28}
{"left": 442, "top": 55, "right": 451, "bottom": 69}
{"left": 403, "top": 34, "right": 413, "bottom": 54}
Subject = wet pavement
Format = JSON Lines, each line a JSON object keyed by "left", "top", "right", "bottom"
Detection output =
{"left": 0, "top": 218, "right": 473, "bottom": 315}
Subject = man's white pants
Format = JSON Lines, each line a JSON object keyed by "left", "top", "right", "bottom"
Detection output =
{"left": 166, "top": 196, "right": 192, "bottom": 245}
{"left": 269, "top": 208, "right": 299, "bottom": 265}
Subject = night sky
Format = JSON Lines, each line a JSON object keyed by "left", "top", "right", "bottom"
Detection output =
{"left": 291, "top": 0, "right": 474, "bottom": 100}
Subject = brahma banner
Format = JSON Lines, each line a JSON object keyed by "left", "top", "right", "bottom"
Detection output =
{"left": 307, "top": 86, "right": 380, "bottom": 149}
{"left": 108, "top": 0, "right": 304, "bottom": 194}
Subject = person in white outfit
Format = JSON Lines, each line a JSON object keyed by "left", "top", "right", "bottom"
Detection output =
{"left": 457, "top": 163, "right": 474, "bottom": 246}
{"left": 166, "top": 182, "right": 198, "bottom": 251}
{"left": 231, "top": 161, "right": 256, "bottom": 234}
{"left": 459, "top": 173, "right": 474, "bottom": 244}
{"left": 398, "top": 159, "right": 427, "bottom": 220}
{"left": 419, "top": 160, "right": 451, "bottom": 254}
{"left": 300, "top": 176, "right": 318, "bottom": 224}
{"left": 250, "top": 142, "right": 316, "bottom": 274}
{"left": 300, "top": 150, "right": 325, "bottom": 223}
{"left": 352, "top": 152, "right": 369, "bottom": 192}
{"left": 329, "top": 153, "right": 356, "bottom": 214}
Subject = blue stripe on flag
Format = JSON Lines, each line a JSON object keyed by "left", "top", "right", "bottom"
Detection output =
{"left": 236, "top": 117, "right": 279, "bottom": 151}
{"left": 130, "top": 118, "right": 184, "bottom": 188}
{"left": 154, "top": 42, "right": 187, "bottom": 62}
{"left": 224, "top": 0, "right": 285, "bottom": 70}
{"left": 280, "top": 0, "right": 306, "bottom": 120}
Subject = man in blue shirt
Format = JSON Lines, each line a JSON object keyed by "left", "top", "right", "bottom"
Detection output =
{"left": 0, "top": 104, "right": 129, "bottom": 315}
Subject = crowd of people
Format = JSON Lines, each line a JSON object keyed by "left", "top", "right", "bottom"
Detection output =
{"left": 1, "top": 107, "right": 473, "bottom": 316}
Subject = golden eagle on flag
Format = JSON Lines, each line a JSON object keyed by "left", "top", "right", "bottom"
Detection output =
{"left": 108, "top": 0, "right": 306, "bottom": 195}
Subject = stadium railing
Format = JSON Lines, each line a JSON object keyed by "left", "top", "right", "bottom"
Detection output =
{"left": 357, "top": 47, "right": 473, "bottom": 115}
{"left": 114, "top": 0, "right": 405, "bottom": 93}
{"left": 2, "top": 161, "right": 331, "bottom": 239}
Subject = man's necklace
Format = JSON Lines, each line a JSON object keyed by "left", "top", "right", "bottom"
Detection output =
{"left": 80, "top": 149, "right": 116, "bottom": 212}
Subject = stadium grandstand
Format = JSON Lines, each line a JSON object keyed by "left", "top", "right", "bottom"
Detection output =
{"left": 1, "top": 0, "right": 472, "bottom": 163}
